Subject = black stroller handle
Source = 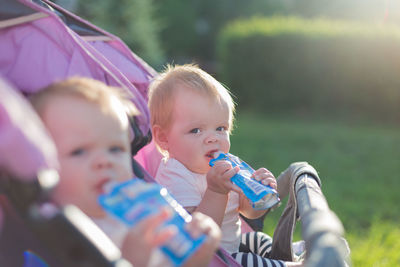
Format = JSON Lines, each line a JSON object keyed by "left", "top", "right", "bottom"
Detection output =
{"left": 295, "top": 173, "right": 349, "bottom": 267}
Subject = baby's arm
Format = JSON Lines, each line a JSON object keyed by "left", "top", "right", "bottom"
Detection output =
{"left": 189, "top": 160, "right": 240, "bottom": 226}
{"left": 239, "top": 167, "right": 277, "bottom": 219}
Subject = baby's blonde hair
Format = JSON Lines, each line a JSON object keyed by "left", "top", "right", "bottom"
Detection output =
{"left": 30, "top": 77, "right": 138, "bottom": 120}
{"left": 148, "top": 64, "right": 235, "bottom": 132}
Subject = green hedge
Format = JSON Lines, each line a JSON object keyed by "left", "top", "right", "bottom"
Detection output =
{"left": 217, "top": 17, "right": 400, "bottom": 123}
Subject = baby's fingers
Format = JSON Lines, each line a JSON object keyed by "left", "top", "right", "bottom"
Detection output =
{"left": 150, "top": 225, "right": 177, "bottom": 247}
{"left": 252, "top": 168, "right": 277, "bottom": 189}
{"left": 222, "top": 165, "right": 239, "bottom": 179}
{"left": 230, "top": 182, "right": 242, "bottom": 194}
{"left": 186, "top": 212, "right": 221, "bottom": 240}
{"left": 135, "top": 207, "right": 176, "bottom": 246}
{"left": 252, "top": 168, "right": 274, "bottom": 180}
{"left": 222, "top": 166, "right": 241, "bottom": 192}
{"left": 182, "top": 213, "right": 221, "bottom": 267}
{"left": 262, "top": 178, "right": 277, "bottom": 189}
{"left": 212, "top": 160, "right": 233, "bottom": 173}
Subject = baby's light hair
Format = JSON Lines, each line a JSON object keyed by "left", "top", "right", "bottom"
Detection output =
{"left": 30, "top": 77, "right": 138, "bottom": 119}
{"left": 148, "top": 64, "right": 235, "bottom": 132}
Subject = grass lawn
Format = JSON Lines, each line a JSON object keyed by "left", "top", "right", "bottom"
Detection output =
{"left": 230, "top": 112, "right": 400, "bottom": 267}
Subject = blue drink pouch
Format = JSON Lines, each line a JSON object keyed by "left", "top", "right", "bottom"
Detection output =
{"left": 209, "top": 152, "right": 280, "bottom": 210}
{"left": 98, "top": 179, "right": 205, "bottom": 267}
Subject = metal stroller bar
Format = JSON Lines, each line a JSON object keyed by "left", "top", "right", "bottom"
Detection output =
{"left": 295, "top": 173, "right": 349, "bottom": 267}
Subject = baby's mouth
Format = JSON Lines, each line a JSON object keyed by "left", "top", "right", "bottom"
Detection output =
{"left": 205, "top": 149, "right": 219, "bottom": 159}
{"left": 95, "top": 178, "right": 112, "bottom": 194}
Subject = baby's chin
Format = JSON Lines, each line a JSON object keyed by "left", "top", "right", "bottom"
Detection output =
{"left": 187, "top": 164, "right": 210, "bottom": 175}
{"left": 85, "top": 205, "right": 107, "bottom": 219}
{"left": 176, "top": 157, "right": 210, "bottom": 174}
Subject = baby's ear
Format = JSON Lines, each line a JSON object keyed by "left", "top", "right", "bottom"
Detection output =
{"left": 152, "top": 125, "right": 169, "bottom": 151}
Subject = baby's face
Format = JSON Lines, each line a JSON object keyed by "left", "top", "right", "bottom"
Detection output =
{"left": 165, "top": 88, "right": 231, "bottom": 174}
{"left": 41, "top": 95, "right": 133, "bottom": 217}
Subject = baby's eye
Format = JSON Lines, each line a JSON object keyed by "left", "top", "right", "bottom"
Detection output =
{"left": 110, "top": 146, "right": 125, "bottom": 153}
{"left": 70, "top": 148, "right": 85, "bottom": 156}
{"left": 189, "top": 128, "right": 200, "bottom": 134}
{"left": 216, "top": 126, "right": 227, "bottom": 132}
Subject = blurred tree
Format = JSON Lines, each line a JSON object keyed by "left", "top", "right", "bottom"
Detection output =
{"left": 54, "top": 0, "right": 78, "bottom": 12}
{"left": 289, "top": 0, "right": 400, "bottom": 23}
{"left": 155, "top": 0, "right": 400, "bottom": 72}
{"left": 155, "top": 0, "right": 288, "bottom": 71}
{"left": 58, "top": 0, "right": 400, "bottom": 71}
{"left": 76, "top": 0, "right": 165, "bottom": 68}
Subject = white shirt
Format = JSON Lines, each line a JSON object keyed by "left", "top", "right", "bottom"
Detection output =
{"left": 155, "top": 158, "right": 242, "bottom": 254}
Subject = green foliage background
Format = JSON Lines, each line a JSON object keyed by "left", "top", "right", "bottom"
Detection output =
{"left": 76, "top": 0, "right": 165, "bottom": 68}
{"left": 218, "top": 17, "right": 400, "bottom": 124}
{"left": 154, "top": 0, "right": 287, "bottom": 65}
{"left": 155, "top": 0, "right": 400, "bottom": 65}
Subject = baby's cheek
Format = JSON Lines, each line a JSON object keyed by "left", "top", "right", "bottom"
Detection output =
{"left": 222, "top": 140, "right": 230, "bottom": 153}
{"left": 121, "top": 156, "right": 134, "bottom": 176}
{"left": 122, "top": 168, "right": 134, "bottom": 180}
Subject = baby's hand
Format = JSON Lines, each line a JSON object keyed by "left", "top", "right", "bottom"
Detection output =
{"left": 121, "top": 207, "right": 176, "bottom": 267}
{"left": 206, "top": 160, "right": 240, "bottom": 194}
{"left": 252, "top": 167, "right": 277, "bottom": 190}
{"left": 183, "top": 212, "right": 221, "bottom": 267}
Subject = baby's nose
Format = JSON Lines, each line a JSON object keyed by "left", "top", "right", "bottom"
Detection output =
{"left": 93, "top": 153, "right": 113, "bottom": 169}
{"left": 205, "top": 133, "right": 218, "bottom": 143}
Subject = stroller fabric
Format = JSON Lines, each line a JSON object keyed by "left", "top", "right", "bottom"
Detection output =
{"left": 0, "top": 77, "right": 58, "bottom": 179}
{"left": 0, "top": 0, "right": 152, "bottom": 141}
{"left": 271, "top": 162, "right": 321, "bottom": 261}
{"left": 0, "top": 77, "right": 61, "bottom": 266}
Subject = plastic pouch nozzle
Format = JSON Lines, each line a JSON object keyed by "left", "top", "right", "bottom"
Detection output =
{"left": 212, "top": 151, "right": 223, "bottom": 159}
{"left": 102, "top": 181, "right": 119, "bottom": 194}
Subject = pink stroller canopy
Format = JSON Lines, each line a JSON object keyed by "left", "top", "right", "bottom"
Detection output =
{"left": 0, "top": 0, "right": 155, "bottom": 146}
{"left": 0, "top": 77, "right": 58, "bottom": 179}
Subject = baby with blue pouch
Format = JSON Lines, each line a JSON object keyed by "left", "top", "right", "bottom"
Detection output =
{"left": 149, "top": 64, "right": 304, "bottom": 267}
{"left": 30, "top": 77, "right": 221, "bottom": 267}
